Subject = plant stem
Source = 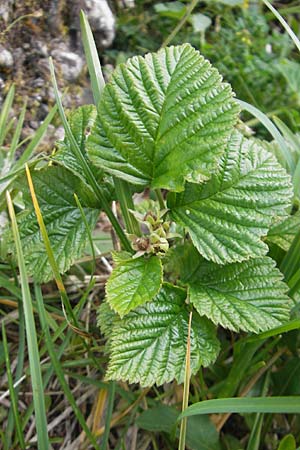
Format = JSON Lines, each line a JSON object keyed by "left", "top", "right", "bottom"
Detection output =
{"left": 162, "top": 0, "right": 199, "bottom": 48}
{"left": 178, "top": 311, "right": 192, "bottom": 450}
{"left": 114, "top": 177, "right": 141, "bottom": 236}
{"left": 155, "top": 189, "right": 165, "bottom": 210}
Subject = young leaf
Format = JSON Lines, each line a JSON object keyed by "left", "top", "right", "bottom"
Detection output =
{"left": 106, "top": 284, "right": 220, "bottom": 386}
{"left": 189, "top": 257, "right": 291, "bottom": 333}
{"left": 267, "top": 212, "right": 300, "bottom": 251}
{"left": 170, "top": 130, "right": 293, "bottom": 264}
{"left": 11, "top": 166, "right": 100, "bottom": 282}
{"left": 87, "top": 44, "right": 239, "bottom": 191}
{"left": 106, "top": 254, "right": 163, "bottom": 317}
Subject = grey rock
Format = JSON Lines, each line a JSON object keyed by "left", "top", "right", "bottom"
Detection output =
{"left": 0, "top": 0, "right": 13, "bottom": 23}
{"left": 84, "top": 0, "right": 115, "bottom": 48}
{"left": 0, "top": 46, "right": 13, "bottom": 69}
{"left": 51, "top": 42, "right": 84, "bottom": 82}
{"left": 70, "top": 0, "right": 115, "bottom": 49}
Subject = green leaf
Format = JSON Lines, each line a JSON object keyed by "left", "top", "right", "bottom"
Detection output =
{"left": 189, "top": 14, "right": 212, "bottom": 33}
{"left": 170, "top": 130, "right": 293, "bottom": 264}
{"left": 106, "top": 254, "right": 163, "bottom": 317}
{"left": 180, "top": 397, "right": 300, "bottom": 419}
{"left": 278, "top": 435, "right": 296, "bottom": 450}
{"left": 154, "top": 2, "right": 186, "bottom": 19}
{"left": 136, "top": 404, "right": 221, "bottom": 450}
{"left": 189, "top": 257, "right": 291, "bottom": 333}
{"left": 267, "top": 212, "right": 300, "bottom": 251}
{"left": 87, "top": 44, "right": 239, "bottom": 191}
{"left": 12, "top": 165, "right": 100, "bottom": 282}
{"left": 106, "top": 284, "right": 220, "bottom": 386}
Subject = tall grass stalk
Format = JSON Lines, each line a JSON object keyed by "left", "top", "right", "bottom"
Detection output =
{"left": 6, "top": 190, "right": 50, "bottom": 450}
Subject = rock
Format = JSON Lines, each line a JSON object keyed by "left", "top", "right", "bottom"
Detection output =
{"left": 0, "top": 0, "right": 13, "bottom": 23}
{"left": 69, "top": 0, "right": 115, "bottom": 49}
{"left": 84, "top": 0, "right": 115, "bottom": 48}
{"left": 0, "top": 46, "right": 13, "bottom": 69}
{"left": 51, "top": 42, "right": 85, "bottom": 82}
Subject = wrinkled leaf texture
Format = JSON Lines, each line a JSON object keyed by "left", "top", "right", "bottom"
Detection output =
{"left": 170, "top": 130, "right": 293, "bottom": 264}
{"left": 106, "top": 253, "right": 163, "bottom": 317}
{"left": 189, "top": 257, "right": 291, "bottom": 333}
{"left": 87, "top": 44, "right": 239, "bottom": 191}
{"left": 14, "top": 165, "right": 100, "bottom": 282}
{"left": 106, "top": 284, "right": 220, "bottom": 386}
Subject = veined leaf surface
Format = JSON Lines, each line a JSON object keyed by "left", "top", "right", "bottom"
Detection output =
{"left": 189, "top": 257, "right": 291, "bottom": 333}
{"left": 170, "top": 130, "right": 293, "bottom": 264}
{"left": 106, "top": 254, "right": 163, "bottom": 317}
{"left": 14, "top": 166, "right": 100, "bottom": 282}
{"left": 106, "top": 284, "right": 220, "bottom": 386}
{"left": 267, "top": 212, "right": 300, "bottom": 251}
{"left": 87, "top": 44, "right": 239, "bottom": 191}
{"left": 54, "top": 105, "right": 97, "bottom": 180}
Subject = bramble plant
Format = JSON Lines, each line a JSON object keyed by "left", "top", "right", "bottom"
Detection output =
{"left": 6, "top": 38, "right": 295, "bottom": 388}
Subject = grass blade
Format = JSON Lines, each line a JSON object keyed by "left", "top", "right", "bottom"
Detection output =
{"left": 8, "top": 98, "right": 27, "bottom": 161}
{"left": 238, "top": 99, "right": 294, "bottom": 173}
{"left": 14, "top": 104, "right": 58, "bottom": 170}
{"left": 4, "top": 300, "right": 25, "bottom": 450}
{"left": 246, "top": 319, "right": 300, "bottom": 342}
{"left": 80, "top": 10, "right": 105, "bottom": 105}
{"left": 178, "top": 311, "right": 192, "bottom": 450}
{"left": 25, "top": 164, "right": 77, "bottom": 325}
{"left": 34, "top": 284, "right": 101, "bottom": 450}
{"left": 2, "top": 322, "right": 26, "bottom": 449}
{"left": 180, "top": 396, "right": 300, "bottom": 419}
{"left": 280, "top": 228, "right": 300, "bottom": 281}
{"left": 100, "top": 382, "right": 115, "bottom": 450}
{"left": 6, "top": 190, "right": 50, "bottom": 450}
{"left": 262, "top": 0, "right": 300, "bottom": 53}
{"left": 0, "top": 85, "right": 15, "bottom": 148}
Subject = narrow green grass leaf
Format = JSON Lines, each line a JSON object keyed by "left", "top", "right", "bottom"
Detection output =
{"left": 14, "top": 104, "right": 58, "bottom": 170}
{"left": 25, "top": 164, "right": 77, "bottom": 324}
{"left": 246, "top": 373, "right": 270, "bottom": 450}
{"left": 80, "top": 10, "right": 105, "bottom": 105}
{"left": 6, "top": 191, "right": 50, "bottom": 450}
{"left": 4, "top": 301, "right": 25, "bottom": 450}
{"left": 246, "top": 319, "right": 300, "bottom": 342}
{"left": 238, "top": 99, "right": 294, "bottom": 173}
{"left": 178, "top": 311, "right": 192, "bottom": 450}
{"left": 280, "top": 228, "right": 300, "bottom": 282}
{"left": 0, "top": 85, "right": 15, "bottom": 148}
{"left": 2, "top": 322, "right": 26, "bottom": 449}
{"left": 262, "top": 0, "right": 300, "bottom": 53}
{"left": 180, "top": 397, "right": 300, "bottom": 419}
{"left": 34, "top": 284, "right": 101, "bottom": 450}
{"left": 100, "top": 381, "right": 115, "bottom": 450}
{"left": 8, "top": 98, "right": 27, "bottom": 161}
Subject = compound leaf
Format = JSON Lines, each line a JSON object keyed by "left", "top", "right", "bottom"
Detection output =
{"left": 106, "top": 254, "right": 163, "bottom": 317}
{"left": 170, "top": 130, "right": 293, "bottom": 264}
{"left": 106, "top": 283, "right": 220, "bottom": 386}
{"left": 12, "top": 165, "right": 100, "bottom": 282}
{"left": 189, "top": 257, "right": 291, "bottom": 333}
{"left": 87, "top": 44, "right": 239, "bottom": 191}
